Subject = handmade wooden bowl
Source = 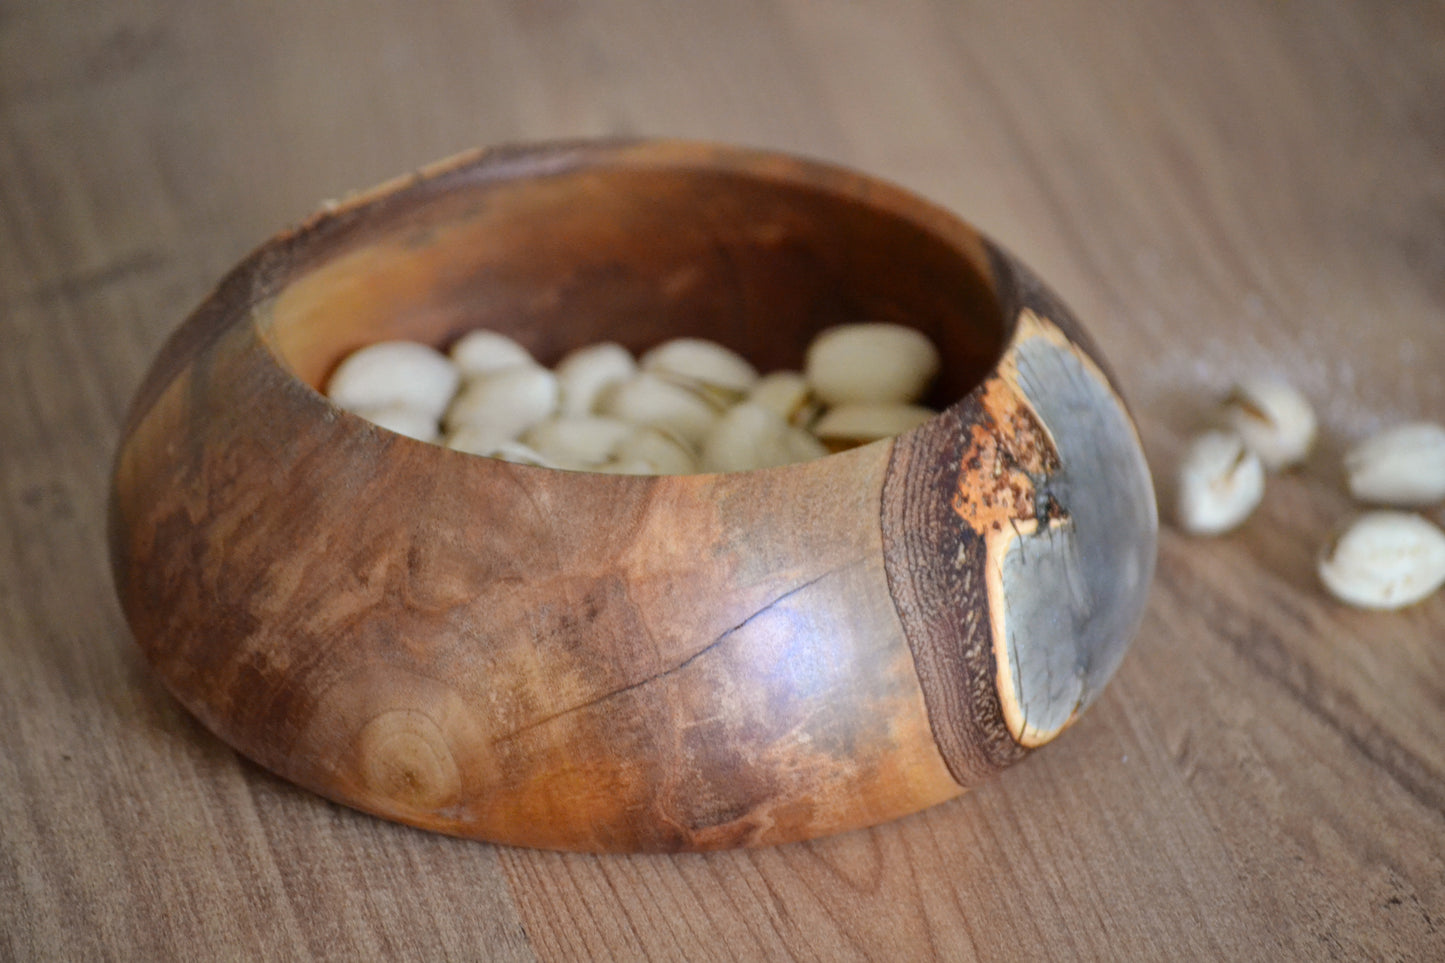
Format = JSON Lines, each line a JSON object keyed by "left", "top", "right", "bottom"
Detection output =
{"left": 110, "top": 140, "right": 1157, "bottom": 852}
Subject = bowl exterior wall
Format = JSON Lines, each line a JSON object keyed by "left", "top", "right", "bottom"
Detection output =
{"left": 110, "top": 141, "right": 1157, "bottom": 851}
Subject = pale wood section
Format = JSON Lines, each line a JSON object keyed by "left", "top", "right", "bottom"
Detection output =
{"left": 2, "top": 1, "right": 1442, "bottom": 960}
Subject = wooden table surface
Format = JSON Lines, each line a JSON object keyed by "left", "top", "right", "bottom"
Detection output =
{"left": 3, "top": 1, "right": 1443, "bottom": 959}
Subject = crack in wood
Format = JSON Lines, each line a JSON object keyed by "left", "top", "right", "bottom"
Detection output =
{"left": 493, "top": 567, "right": 842, "bottom": 745}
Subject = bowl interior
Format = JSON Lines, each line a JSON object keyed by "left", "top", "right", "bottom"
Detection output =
{"left": 259, "top": 149, "right": 1007, "bottom": 408}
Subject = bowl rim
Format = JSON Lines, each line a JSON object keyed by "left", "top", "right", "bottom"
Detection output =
{"left": 130, "top": 138, "right": 1034, "bottom": 478}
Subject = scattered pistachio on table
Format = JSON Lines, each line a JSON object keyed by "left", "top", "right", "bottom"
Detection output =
{"left": 1318, "top": 511, "right": 1445, "bottom": 611}
{"left": 1176, "top": 430, "right": 1266, "bottom": 535}
{"left": 1221, "top": 377, "right": 1317, "bottom": 471}
{"left": 1343, "top": 421, "right": 1445, "bottom": 507}
{"left": 1175, "top": 372, "right": 1445, "bottom": 610}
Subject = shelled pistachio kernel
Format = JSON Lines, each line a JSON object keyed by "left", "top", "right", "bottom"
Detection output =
{"left": 700, "top": 403, "right": 828, "bottom": 473}
{"left": 596, "top": 457, "right": 662, "bottom": 476}
{"left": 449, "top": 330, "right": 535, "bottom": 379}
{"left": 811, "top": 403, "right": 936, "bottom": 452}
{"left": 1318, "top": 511, "right": 1445, "bottom": 610}
{"left": 444, "top": 365, "right": 559, "bottom": 437}
{"left": 444, "top": 421, "right": 515, "bottom": 457}
{"left": 747, "top": 371, "right": 817, "bottom": 427}
{"left": 326, "top": 340, "right": 460, "bottom": 421}
{"left": 805, "top": 322, "right": 941, "bottom": 406}
{"left": 360, "top": 405, "right": 441, "bottom": 443}
{"left": 597, "top": 371, "right": 721, "bottom": 448}
{"left": 640, "top": 337, "right": 760, "bottom": 404}
{"left": 523, "top": 415, "right": 634, "bottom": 469}
{"left": 608, "top": 425, "right": 697, "bottom": 475}
{"left": 1221, "top": 377, "right": 1316, "bottom": 471}
{"left": 1176, "top": 430, "right": 1265, "bottom": 534}
{"left": 338, "top": 324, "right": 948, "bottom": 474}
{"left": 446, "top": 433, "right": 555, "bottom": 468}
{"left": 1344, "top": 421, "right": 1445, "bottom": 507}
{"left": 555, "top": 342, "right": 636, "bottom": 416}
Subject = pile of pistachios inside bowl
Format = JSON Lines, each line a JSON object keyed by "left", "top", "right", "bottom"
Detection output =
{"left": 323, "top": 322, "right": 941, "bottom": 475}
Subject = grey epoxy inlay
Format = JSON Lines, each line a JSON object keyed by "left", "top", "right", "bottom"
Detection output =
{"left": 996, "top": 329, "right": 1158, "bottom": 743}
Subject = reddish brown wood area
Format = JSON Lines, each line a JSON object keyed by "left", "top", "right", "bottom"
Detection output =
{"left": 110, "top": 143, "right": 1151, "bottom": 851}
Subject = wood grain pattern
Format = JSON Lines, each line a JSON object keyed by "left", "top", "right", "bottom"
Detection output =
{"left": 4, "top": 0, "right": 1443, "bottom": 958}
{"left": 111, "top": 143, "right": 1139, "bottom": 851}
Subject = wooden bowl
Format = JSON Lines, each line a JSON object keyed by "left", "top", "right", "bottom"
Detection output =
{"left": 110, "top": 140, "right": 1157, "bottom": 852}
